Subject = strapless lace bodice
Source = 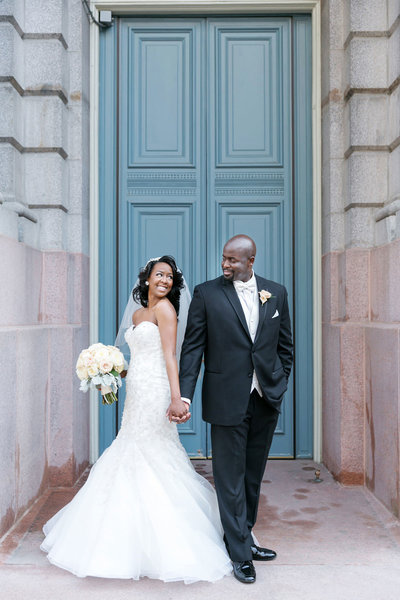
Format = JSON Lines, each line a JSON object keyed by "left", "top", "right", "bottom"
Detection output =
{"left": 125, "top": 321, "right": 166, "bottom": 386}
{"left": 120, "top": 321, "right": 175, "bottom": 440}
{"left": 125, "top": 321, "right": 164, "bottom": 364}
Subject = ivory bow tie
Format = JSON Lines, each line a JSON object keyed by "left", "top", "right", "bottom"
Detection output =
{"left": 234, "top": 279, "right": 256, "bottom": 293}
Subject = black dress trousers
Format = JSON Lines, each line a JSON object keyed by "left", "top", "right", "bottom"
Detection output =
{"left": 211, "top": 390, "right": 279, "bottom": 562}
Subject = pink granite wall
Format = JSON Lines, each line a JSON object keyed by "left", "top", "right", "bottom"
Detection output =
{"left": 0, "top": 235, "right": 90, "bottom": 538}
{"left": 323, "top": 240, "right": 400, "bottom": 517}
{"left": 320, "top": 0, "right": 400, "bottom": 519}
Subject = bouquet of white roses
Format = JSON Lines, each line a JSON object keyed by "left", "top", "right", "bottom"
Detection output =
{"left": 76, "top": 343, "right": 125, "bottom": 405}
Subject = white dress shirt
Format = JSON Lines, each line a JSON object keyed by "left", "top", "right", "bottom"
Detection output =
{"left": 233, "top": 272, "right": 262, "bottom": 396}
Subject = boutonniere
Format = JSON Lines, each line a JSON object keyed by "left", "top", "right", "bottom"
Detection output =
{"left": 259, "top": 290, "right": 272, "bottom": 305}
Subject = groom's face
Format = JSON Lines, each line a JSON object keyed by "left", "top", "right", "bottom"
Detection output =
{"left": 222, "top": 242, "right": 254, "bottom": 282}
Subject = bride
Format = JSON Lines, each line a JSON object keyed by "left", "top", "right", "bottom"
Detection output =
{"left": 40, "top": 256, "right": 232, "bottom": 583}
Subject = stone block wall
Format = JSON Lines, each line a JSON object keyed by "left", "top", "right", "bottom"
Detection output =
{"left": 0, "top": 0, "right": 90, "bottom": 538}
{"left": 322, "top": 0, "right": 400, "bottom": 517}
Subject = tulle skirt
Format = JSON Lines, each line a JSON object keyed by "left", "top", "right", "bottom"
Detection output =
{"left": 40, "top": 432, "right": 232, "bottom": 583}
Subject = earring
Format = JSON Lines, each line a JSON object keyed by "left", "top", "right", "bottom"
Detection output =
{"left": 145, "top": 281, "right": 149, "bottom": 286}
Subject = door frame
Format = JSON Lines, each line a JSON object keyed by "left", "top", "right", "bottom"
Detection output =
{"left": 89, "top": 0, "right": 322, "bottom": 463}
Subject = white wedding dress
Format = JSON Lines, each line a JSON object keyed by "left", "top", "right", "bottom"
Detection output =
{"left": 41, "top": 321, "right": 232, "bottom": 583}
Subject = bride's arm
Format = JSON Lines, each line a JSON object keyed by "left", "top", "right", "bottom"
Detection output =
{"left": 155, "top": 301, "right": 191, "bottom": 423}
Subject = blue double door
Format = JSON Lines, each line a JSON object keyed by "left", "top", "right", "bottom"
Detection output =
{"left": 99, "top": 16, "right": 313, "bottom": 459}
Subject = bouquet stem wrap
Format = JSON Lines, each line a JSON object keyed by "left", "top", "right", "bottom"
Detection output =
{"left": 100, "top": 384, "right": 118, "bottom": 405}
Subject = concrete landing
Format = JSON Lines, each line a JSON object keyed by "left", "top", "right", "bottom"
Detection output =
{"left": 1, "top": 460, "right": 400, "bottom": 600}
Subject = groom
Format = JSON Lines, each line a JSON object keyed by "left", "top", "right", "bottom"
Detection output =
{"left": 177, "top": 235, "right": 293, "bottom": 584}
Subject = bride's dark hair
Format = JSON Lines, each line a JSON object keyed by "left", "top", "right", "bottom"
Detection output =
{"left": 132, "top": 255, "right": 184, "bottom": 316}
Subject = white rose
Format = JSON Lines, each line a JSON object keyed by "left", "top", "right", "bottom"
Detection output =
{"left": 88, "top": 364, "right": 99, "bottom": 378}
{"left": 81, "top": 351, "right": 95, "bottom": 367}
{"left": 114, "top": 363, "right": 123, "bottom": 373}
{"left": 94, "top": 348, "right": 110, "bottom": 363}
{"left": 76, "top": 366, "right": 88, "bottom": 380}
{"left": 110, "top": 350, "right": 124, "bottom": 367}
{"left": 99, "top": 360, "right": 113, "bottom": 374}
{"left": 89, "top": 343, "right": 104, "bottom": 352}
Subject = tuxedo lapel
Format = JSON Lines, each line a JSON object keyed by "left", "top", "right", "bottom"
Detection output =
{"left": 254, "top": 275, "right": 273, "bottom": 344}
{"left": 221, "top": 278, "right": 252, "bottom": 341}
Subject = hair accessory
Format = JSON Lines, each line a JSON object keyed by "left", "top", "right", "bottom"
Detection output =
{"left": 144, "top": 257, "right": 161, "bottom": 269}
{"left": 144, "top": 256, "right": 182, "bottom": 274}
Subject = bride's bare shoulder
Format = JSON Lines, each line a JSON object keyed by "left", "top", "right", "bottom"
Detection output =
{"left": 154, "top": 298, "right": 176, "bottom": 322}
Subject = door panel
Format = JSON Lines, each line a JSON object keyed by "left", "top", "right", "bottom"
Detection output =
{"left": 215, "top": 28, "right": 282, "bottom": 165}
{"left": 207, "top": 19, "right": 293, "bottom": 456}
{"left": 118, "top": 20, "right": 207, "bottom": 456}
{"left": 129, "top": 30, "right": 195, "bottom": 165}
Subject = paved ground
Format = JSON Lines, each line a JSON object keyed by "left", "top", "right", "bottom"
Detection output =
{"left": 1, "top": 460, "right": 400, "bottom": 600}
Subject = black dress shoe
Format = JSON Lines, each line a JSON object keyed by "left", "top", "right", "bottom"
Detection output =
{"left": 251, "top": 544, "right": 277, "bottom": 561}
{"left": 232, "top": 560, "right": 256, "bottom": 583}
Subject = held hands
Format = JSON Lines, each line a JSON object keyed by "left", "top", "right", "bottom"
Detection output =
{"left": 166, "top": 398, "right": 191, "bottom": 424}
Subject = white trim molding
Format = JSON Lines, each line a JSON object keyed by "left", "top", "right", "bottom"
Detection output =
{"left": 89, "top": 15, "right": 100, "bottom": 463}
{"left": 89, "top": 0, "right": 322, "bottom": 462}
{"left": 93, "top": 0, "right": 320, "bottom": 12}
{"left": 310, "top": 0, "right": 322, "bottom": 464}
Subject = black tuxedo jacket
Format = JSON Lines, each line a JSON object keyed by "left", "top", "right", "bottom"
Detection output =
{"left": 179, "top": 275, "right": 293, "bottom": 426}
